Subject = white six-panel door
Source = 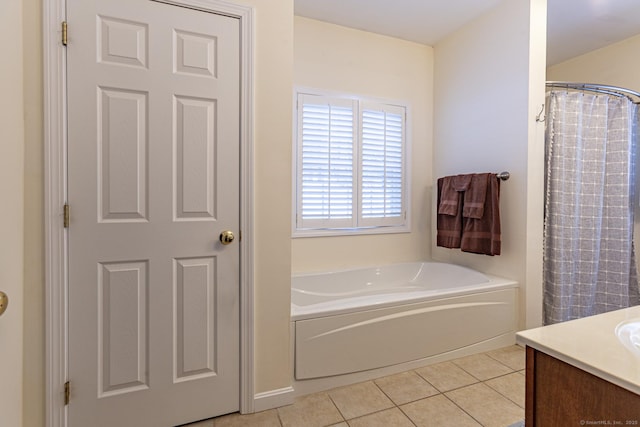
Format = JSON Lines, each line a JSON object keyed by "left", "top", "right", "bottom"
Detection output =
{"left": 67, "top": 0, "right": 240, "bottom": 425}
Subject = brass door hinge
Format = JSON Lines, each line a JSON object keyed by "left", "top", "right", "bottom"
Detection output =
{"left": 62, "top": 21, "right": 68, "bottom": 46}
{"left": 64, "top": 381, "right": 70, "bottom": 405}
{"left": 63, "top": 204, "right": 70, "bottom": 228}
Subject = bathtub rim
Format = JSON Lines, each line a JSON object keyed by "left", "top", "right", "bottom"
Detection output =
{"left": 291, "top": 262, "right": 517, "bottom": 321}
{"left": 291, "top": 260, "right": 487, "bottom": 280}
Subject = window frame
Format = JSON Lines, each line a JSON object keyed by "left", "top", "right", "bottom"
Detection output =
{"left": 292, "top": 88, "right": 411, "bottom": 238}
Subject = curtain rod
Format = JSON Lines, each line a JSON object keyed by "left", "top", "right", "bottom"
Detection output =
{"left": 546, "top": 81, "right": 640, "bottom": 104}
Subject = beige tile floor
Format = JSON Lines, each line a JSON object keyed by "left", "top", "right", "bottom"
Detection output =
{"left": 187, "top": 345, "right": 526, "bottom": 427}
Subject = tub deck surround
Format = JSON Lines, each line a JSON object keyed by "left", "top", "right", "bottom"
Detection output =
{"left": 292, "top": 262, "right": 518, "bottom": 320}
{"left": 291, "top": 262, "right": 519, "bottom": 394}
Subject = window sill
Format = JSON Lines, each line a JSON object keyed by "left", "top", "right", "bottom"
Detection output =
{"left": 292, "top": 224, "right": 410, "bottom": 238}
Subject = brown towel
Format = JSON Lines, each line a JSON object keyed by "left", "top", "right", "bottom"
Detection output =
{"left": 436, "top": 173, "right": 501, "bottom": 256}
{"left": 437, "top": 177, "right": 463, "bottom": 248}
{"left": 462, "top": 173, "right": 488, "bottom": 219}
{"left": 461, "top": 174, "right": 501, "bottom": 255}
{"left": 438, "top": 174, "right": 472, "bottom": 216}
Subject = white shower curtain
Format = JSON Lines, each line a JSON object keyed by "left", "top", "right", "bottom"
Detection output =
{"left": 544, "top": 90, "right": 640, "bottom": 325}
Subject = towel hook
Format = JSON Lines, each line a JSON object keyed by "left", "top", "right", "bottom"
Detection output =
{"left": 535, "top": 103, "right": 545, "bottom": 123}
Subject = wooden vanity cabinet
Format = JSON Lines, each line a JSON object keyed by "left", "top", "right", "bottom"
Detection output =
{"left": 525, "top": 347, "right": 640, "bottom": 426}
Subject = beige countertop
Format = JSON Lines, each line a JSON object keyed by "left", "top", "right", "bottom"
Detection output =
{"left": 516, "top": 306, "right": 640, "bottom": 395}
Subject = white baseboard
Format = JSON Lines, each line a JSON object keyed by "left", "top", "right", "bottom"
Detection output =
{"left": 251, "top": 386, "right": 295, "bottom": 413}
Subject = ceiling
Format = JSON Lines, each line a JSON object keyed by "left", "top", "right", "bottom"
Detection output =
{"left": 294, "top": 0, "right": 640, "bottom": 66}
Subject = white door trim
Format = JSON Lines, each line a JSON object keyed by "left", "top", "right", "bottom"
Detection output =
{"left": 43, "top": 1, "right": 255, "bottom": 425}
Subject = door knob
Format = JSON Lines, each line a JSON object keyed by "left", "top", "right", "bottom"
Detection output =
{"left": 0, "top": 291, "right": 8, "bottom": 317}
{"left": 219, "top": 230, "right": 235, "bottom": 245}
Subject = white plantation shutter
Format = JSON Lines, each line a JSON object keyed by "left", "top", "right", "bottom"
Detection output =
{"left": 297, "top": 94, "right": 356, "bottom": 228}
{"left": 359, "top": 103, "right": 405, "bottom": 226}
{"left": 295, "top": 91, "right": 408, "bottom": 234}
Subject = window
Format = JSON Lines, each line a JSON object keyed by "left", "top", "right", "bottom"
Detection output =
{"left": 294, "top": 91, "right": 409, "bottom": 236}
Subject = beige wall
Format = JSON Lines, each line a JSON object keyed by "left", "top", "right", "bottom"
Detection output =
{"left": 525, "top": 0, "right": 548, "bottom": 330}
{"left": 1, "top": 1, "right": 25, "bottom": 426}
{"left": 433, "top": 0, "right": 547, "bottom": 329}
{"left": 235, "top": 0, "right": 294, "bottom": 394}
{"left": 292, "top": 17, "right": 434, "bottom": 273}
{"left": 547, "top": 32, "right": 640, "bottom": 93}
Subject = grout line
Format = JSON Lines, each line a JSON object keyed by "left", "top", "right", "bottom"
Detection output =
{"left": 414, "top": 363, "right": 481, "bottom": 394}
{"left": 371, "top": 378, "right": 393, "bottom": 403}
{"left": 446, "top": 381, "right": 526, "bottom": 426}
{"left": 395, "top": 405, "right": 419, "bottom": 427}
{"left": 483, "top": 373, "right": 526, "bottom": 409}
{"left": 452, "top": 355, "right": 517, "bottom": 380}
{"left": 326, "top": 390, "right": 348, "bottom": 423}
{"left": 449, "top": 361, "right": 484, "bottom": 383}
{"left": 346, "top": 407, "right": 418, "bottom": 427}
{"left": 376, "top": 370, "right": 443, "bottom": 406}
{"left": 274, "top": 406, "right": 284, "bottom": 427}
{"left": 484, "top": 347, "right": 527, "bottom": 370}
{"left": 441, "top": 391, "right": 485, "bottom": 427}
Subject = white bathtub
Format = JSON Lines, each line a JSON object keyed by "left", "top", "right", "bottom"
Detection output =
{"left": 291, "top": 262, "right": 518, "bottom": 390}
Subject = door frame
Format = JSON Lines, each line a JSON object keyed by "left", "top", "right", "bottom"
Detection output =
{"left": 43, "top": 1, "right": 255, "bottom": 425}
